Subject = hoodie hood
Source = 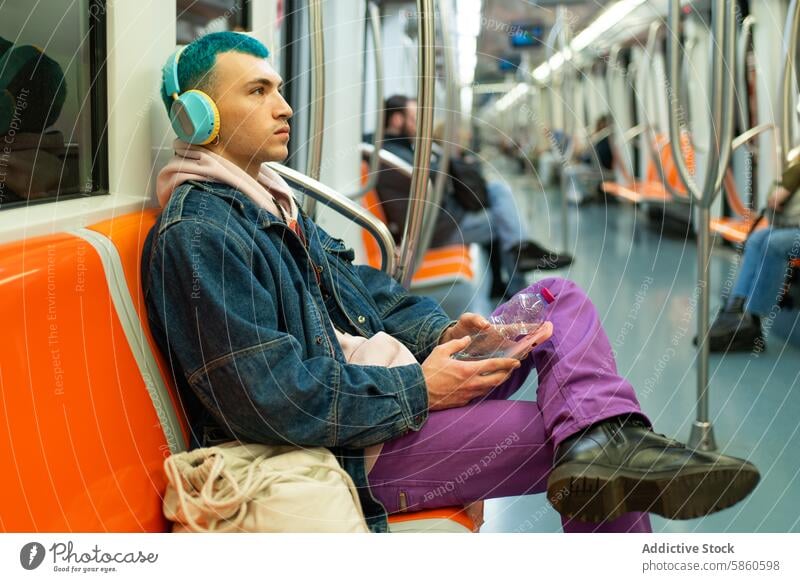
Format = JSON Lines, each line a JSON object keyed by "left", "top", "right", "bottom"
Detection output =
{"left": 156, "top": 139, "right": 298, "bottom": 221}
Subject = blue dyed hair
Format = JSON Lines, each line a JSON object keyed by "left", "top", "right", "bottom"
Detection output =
{"left": 160, "top": 32, "right": 270, "bottom": 115}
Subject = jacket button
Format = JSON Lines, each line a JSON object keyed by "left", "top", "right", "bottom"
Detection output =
{"left": 315, "top": 336, "right": 323, "bottom": 344}
{"left": 357, "top": 315, "right": 366, "bottom": 324}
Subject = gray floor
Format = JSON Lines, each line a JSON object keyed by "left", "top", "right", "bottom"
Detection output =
{"left": 478, "top": 157, "right": 800, "bottom": 533}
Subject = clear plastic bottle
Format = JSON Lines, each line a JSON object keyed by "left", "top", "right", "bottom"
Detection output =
{"left": 452, "top": 287, "right": 555, "bottom": 361}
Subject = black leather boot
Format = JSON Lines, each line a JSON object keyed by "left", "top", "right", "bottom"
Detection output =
{"left": 546, "top": 415, "right": 760, "bottom": 523}
{"left": 694, "top": 297, "right": 765, "bottom": 353}
{"left": 508, "top": 241, "right": 573, "bottom": 271}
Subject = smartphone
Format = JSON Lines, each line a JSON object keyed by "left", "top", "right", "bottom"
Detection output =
{"left": 452, "top": 322, "right": 553, "bottom": 362}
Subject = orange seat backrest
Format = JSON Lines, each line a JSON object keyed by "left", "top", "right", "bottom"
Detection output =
{"left": 0, "top": 211, "right": 187, "bottom": 532}
{"left": 359, "top": 161, "right": 474, "bottom": 284}
{"left": 648, "top": 132, "right": 695, "bottom": 197}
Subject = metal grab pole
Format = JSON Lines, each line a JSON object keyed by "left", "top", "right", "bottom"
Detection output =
{"left": 666, "top": 0, "right": 736, "bottom": 451}
{"left": 736, "top": 16, "right": 755, "bottom": 142}
{"left": 544, "top": 6, "right": 570, "bottom": 253}
{"left": 416, "top": 0, "right": 457, "bottom": 266}
{"left": 347, "top": 1, "right": 385, "bottom": 200}
{"left": 558, "top": 6, "right": 570, "bottom": 253}
{"left": 395, "top": 0, "right": 435, "bottom": 286}
{"left": 780, "top": 0, "right": 800, "bottom": 173}
{"left": 304, "top": 0, "right": 325, "bottom": 218}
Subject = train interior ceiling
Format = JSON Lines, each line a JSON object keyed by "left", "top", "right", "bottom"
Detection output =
{"left": 1, "top": 0, "right": 799, "bottom": 533}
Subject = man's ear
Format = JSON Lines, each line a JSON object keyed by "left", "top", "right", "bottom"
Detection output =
{"left": 387, "top": 111, "right": 402, "bottom": 131}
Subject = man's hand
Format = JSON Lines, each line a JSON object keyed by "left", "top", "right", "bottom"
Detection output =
{"left": 421, "top": 337, "right": 520, "bottom": 411}
{"left": 767, "top": 186, "right": 791, "bottom": 211}
{"left": 439, "top": 312, "right": 491, "bottom": 345}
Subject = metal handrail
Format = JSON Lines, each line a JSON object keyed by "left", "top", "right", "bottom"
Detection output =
{"left": 731, "top": 122, "right": 776, "bottom": 151}
{"left": 736, "top": 16, "right": 755, "bottom": 141}
{"left": 303, "top": 0, "right": 326, "bottom": 218}
{"left": 622, "top": 123, "right": 648, "bottom": 143}
{"left": 780, "top": 0, "right": 800, "bottom": 172}
{"left": 268, "top": 162, "right": 397, "bottom": 275}
{"left": 666, "top": 0, "right": 736, "bottom": 452}
{"left": 712, "top": 1, "right": 737, "bottom": 194}
{"left": 347, "top": 1, "right": 385, "bottom": 200}
{"left": 417, "top": 0, "right": 458, "bottom": 267}
{"left": 396, "top": 0, "right": 435, "bottom": 287}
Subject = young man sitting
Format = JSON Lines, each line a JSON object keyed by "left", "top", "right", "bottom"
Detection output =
{"left": 143, "top": 32, "right": 759, "bottom": 533}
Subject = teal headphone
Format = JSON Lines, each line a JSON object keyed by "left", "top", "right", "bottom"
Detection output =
{"left": 0, "top": 44, "right": 42, "bottom": 134}
{"left": 162, "top": 47, "right": 221, "bottom": 145}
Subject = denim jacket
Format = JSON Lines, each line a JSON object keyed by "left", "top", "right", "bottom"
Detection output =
{"left": 141, "top": 179, "right": 453, "bottom": 532}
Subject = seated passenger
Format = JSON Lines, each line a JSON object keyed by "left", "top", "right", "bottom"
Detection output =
{"left": 379, "top": 95, "right": 573, "bottom": 279}
{"left": 707, "top": 159, "right": 800, "bottom": 352}
{"left": 143, "top": 32, "right": 759, "bottom": 533}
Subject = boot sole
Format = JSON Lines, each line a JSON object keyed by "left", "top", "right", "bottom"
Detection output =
{"left": 547, "top": 461, "right": 760, "bottom": 523}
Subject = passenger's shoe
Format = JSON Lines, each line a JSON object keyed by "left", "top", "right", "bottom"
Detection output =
{"left": 508, "top": 241, "right": 573, "bottom": 271}
{"left": 546, "top": 415, "right": 760, "bottom": 523}
{"left": 693, "top": 297, "right": 765, "bottom": 353}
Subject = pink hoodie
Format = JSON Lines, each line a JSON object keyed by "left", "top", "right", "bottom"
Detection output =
{"left": 157, "top": 141, "right": 423, "bottom": 469}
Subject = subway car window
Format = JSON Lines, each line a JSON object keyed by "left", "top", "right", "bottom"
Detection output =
{"left": 177, "top": 0, "right": 251, "bottom": 44}
{"left": 0, "top": 0, "right": 107, "bottom": 211}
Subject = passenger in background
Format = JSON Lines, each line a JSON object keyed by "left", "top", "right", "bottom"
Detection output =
{"left": 379, "top": 95, "right": 572, "bottom": 297}
{"left": 707, "top": 156, "right": 800, "bottom": 352}
{"left": 0, "top": 38, "right": 74, "bottom": 205}
{"left": 431, "top": 122, "right": 535, "bottom": 298}
{"left": 144, "top": 33, "right": 759, "bottom": 535}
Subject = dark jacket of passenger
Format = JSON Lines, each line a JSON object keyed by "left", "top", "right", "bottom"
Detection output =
{"left": 141, "top": 179, "right": 453, "bottom": 532}
{"left": 379, "top": 136, "right": 467, "bottom": 248}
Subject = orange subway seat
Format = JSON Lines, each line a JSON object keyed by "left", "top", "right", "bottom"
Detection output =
{"left": 603, "top": 131, "right": 694, "bottom": 203}
{"left": 387, "top": 506, "right": 476, "bottom": 533}
{"left": 360, "top": 162, "right": 474, "bottom": 287}
{"left": 0, "top": 231, "right": 174, "bottom": 532}
{"left": 87, "top": 210, "right": 191, "bottom": 448}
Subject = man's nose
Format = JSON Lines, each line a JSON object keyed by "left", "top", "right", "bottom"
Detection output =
{"left": 276, "top": 94, "right": 293, "bottom": 120}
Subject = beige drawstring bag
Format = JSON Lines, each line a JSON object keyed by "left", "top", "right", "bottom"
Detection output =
{"left": 163, "top": 442, "right": 369, "bottom": 532}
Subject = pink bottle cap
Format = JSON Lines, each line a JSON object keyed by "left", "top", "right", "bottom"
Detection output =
{"left": 540, "top": 286, "right": 555, "bottom": 304}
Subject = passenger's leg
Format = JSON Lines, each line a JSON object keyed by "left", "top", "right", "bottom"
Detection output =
{"left": 488, "top": 277, "right": 649, "bottom": 445}
{"left": 368, "top": 275, "right": 653, "bottom": 532}
{"left": 485, "top": 180, "right": 527, "bottom": 250}
{"left": 729, "top": 228, "right": 771, "bottom": 304}
{"left": 743, "top": 228, "right": 800, "bottom": 315}
{"left": 367, "top": 399, "right": 652, "bottom": 532}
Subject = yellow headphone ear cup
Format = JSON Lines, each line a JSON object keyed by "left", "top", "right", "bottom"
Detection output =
{"left": 192, "top": 90, "right": 221, "bottom": 143}
{"left": 172, "top": 89, "right": 221, "bottom": 145}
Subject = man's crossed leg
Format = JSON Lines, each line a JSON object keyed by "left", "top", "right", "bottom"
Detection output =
{"left": 367, "top": 278, "right": 759, "bottom": 532}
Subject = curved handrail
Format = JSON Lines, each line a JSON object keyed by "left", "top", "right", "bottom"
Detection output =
{"left": 712, "top": 0, "right": 737, "bottom": 194}
{"left": 780, "top": 0, "right": 800, "bottom": 172}
{"left": 346, "top": 1, "right": 385, "bottom": 200}
{"left": 268, "top": 162, "right": 397, "bottom": 275}
{"left": 666, "top": 6, "right": 698, "bottom": 198}
{"left": 304, "top": 0, "right": 326, "bottom": 218}
{"left": 643, "top": 21, "right": 693, "bottom": 200}
{"left": 736, "top": 16, "right": 755, "bottom": 140}
{"left": 417, "top": 0, "right": 458, "bottom": 268}
{"left": 396, "top": 0, "right": 435, "bottom": 287}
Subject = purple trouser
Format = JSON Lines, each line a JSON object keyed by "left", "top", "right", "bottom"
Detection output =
{"left": 367, "top": 277, "right": 654, "bottom": 533}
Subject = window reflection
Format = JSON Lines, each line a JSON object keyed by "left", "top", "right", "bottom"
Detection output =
{"left": 0, "top": 0, "right": 106, "bottom": 210}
